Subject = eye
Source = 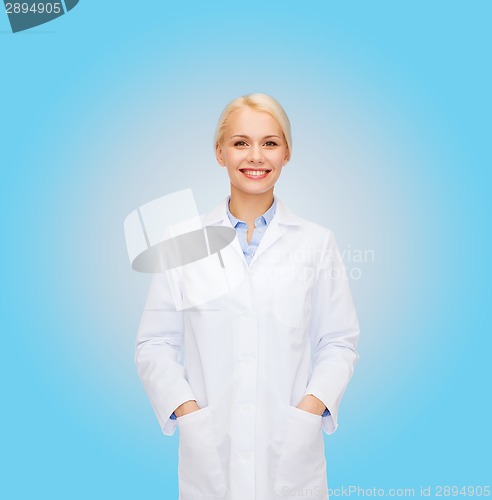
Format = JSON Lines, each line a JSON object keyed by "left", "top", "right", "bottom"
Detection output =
{"left": 264, "top": 140, "right": 278, "bottom": 147}
{"left": 234, "top": 140, "right": 247, "bottom": 147}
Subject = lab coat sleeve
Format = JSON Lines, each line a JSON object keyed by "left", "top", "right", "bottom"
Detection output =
{"left": 305, "top": 230, "right": 360, "bottom": 435}
{"left": 134, "top": 271, "right": 196, "bottom": 436}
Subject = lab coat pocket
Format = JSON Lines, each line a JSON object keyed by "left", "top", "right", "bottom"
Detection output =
{"left": 273, "top": 272, "right": 313, "bottom": 329}
{"left": 274, "top": 405, "right": 327, "bottom": 496}
{"left": 177, "top": 406, "right": 227, "bottom": 498}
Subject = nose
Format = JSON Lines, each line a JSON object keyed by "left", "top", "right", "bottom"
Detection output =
{"left": 247, "top": 144, "right": 264, "bottom": 164}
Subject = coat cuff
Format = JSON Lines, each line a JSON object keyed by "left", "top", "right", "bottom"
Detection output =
{"left": 304, "top": 387, "right": 340, "bottom": 435}
{"left": 160, "top": 388, "right": 197, "bottom": 436}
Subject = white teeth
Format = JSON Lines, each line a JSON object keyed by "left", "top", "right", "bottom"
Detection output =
{"left": 242, "top": 170, "right": 269, "bottom": 176}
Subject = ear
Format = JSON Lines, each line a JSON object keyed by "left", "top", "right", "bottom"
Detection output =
{"left": 215, "top": 142, "right": 225, "bottom": 166}
{"left": 282, "top": 149, "right": 290, "bottom": 166}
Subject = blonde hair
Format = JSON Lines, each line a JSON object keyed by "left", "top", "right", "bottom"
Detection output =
{"left": 214, "top": 93, "right": 292, "bottom": 158}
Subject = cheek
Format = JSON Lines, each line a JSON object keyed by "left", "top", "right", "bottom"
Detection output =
{"left": 233, "top": 152, "right": 250, "bottom": 168}
{"left": 226, "top": 155, "right": 243, "bottom": 173}
{"left": 273, "top": 151, "right": 288, "bottom": 166}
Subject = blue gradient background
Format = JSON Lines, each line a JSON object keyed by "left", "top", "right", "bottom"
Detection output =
{"left": 1, "top": 1, "right": 490, "bottom": 498}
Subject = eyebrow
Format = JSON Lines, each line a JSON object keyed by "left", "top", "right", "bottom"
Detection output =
{"left": 230, "top": 135, "right": 282, "bottom": 139}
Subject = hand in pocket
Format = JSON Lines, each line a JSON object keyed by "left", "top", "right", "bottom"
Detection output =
{"left": 174, "top": 399, "right": 201, "bottom": 418}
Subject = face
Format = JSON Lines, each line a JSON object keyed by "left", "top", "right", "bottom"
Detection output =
{"left": 215, "top": 106, "right": 290, "bottom": 197}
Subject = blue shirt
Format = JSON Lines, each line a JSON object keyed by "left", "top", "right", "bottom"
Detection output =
{"left": 170, "top": 196, "right": 330, "bottom": 419}
{"left": 226, "top": 195, "right": 277, "bottom": 266}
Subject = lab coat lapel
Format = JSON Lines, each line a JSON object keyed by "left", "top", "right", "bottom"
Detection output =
{"left": 249, "top": 196, "right": 302, "bottom": 266}
{"left": 201, "top": 197, "right": 245, "bottom": 263}
{"left": 249, "top": 217, "right": 283, "bottom": 266}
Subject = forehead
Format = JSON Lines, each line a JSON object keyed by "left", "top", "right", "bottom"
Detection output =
{"left": 226, "top": 106, "right": 282, "bottom": 135}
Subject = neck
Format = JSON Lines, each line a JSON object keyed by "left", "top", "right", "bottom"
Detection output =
{"left": 228, "top": 185, "right": 274, "bottom": 226}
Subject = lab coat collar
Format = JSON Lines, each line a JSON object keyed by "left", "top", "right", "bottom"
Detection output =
{"left": 201, "top": 195, "right": 302, "bottom": 267}
{"left": 201, "top": 195, "right": 303, "bottom": 228}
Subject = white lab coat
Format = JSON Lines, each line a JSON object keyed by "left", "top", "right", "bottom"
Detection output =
{"left": 135, "top": 196, "right": 360, "bottom": 500}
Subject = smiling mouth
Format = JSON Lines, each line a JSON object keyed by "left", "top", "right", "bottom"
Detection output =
{"left": 239, "top": 169, "right": 272, "bottom": 179}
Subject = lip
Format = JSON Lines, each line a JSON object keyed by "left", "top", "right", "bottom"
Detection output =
{"left": 239, "top": 168, "right": 272, "bottom": 180}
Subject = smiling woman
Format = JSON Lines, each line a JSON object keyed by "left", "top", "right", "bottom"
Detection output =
{"left": 214, "top": 94, "right": 292, "bottom": 243}
{"left": 134, "top": 93, "right": 360, "bottom": 500}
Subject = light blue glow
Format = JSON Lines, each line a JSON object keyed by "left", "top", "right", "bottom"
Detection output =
{"left": 1, "top": 1, "right": 490, "bottom": 498}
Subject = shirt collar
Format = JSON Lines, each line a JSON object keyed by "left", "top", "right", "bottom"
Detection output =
{"left": 226, "top": 196, "right": 277, "bottom": 228}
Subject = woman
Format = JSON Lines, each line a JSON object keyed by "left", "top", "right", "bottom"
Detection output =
{"left": 135, "top": 93, "right": 360, "bottom": 500}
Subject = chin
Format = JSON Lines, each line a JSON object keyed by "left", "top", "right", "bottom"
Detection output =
{"left": 231, "top": 174, "right": 279, "bottom": 196}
